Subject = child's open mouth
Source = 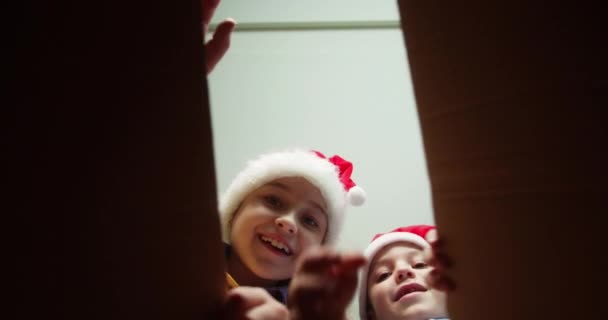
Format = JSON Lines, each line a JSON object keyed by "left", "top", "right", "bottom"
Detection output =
{"left": 259, "top": 235, "right": 292, "bottom": 256}
{"left": 394, "top": 283, "right": 427, "bottom": 301}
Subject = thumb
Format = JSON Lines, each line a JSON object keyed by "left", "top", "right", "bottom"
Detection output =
{"left": 204, "top": 18, "right": 236, "bottom": 74}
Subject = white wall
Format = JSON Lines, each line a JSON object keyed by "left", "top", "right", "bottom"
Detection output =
{"left": 211, "top": 0, "right": 399, "bottom": 23}
{"left": 208, "top": 1, "right": 434, "bottom": 318}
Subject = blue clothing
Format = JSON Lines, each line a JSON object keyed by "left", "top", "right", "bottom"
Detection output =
{"left": 224, "top": 243, "right": 290, "bottom": 304}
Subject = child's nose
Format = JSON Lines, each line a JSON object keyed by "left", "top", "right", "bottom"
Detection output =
{"left": 395, "top": 268, "right": 415, "bottom": 282}
{"left": 275, "top": 214, "right": 297, "bottom": 235}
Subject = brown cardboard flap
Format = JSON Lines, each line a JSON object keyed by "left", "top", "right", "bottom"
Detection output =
{"left": 397, "top": 1, "right": 607, "bottom": 319}
{"left": 11, "top": 0, "right": 225, "bottom": 318}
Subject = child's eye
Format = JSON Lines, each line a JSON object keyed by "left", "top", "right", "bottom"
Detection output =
{"left": 376, "top": 272, "right": 390, "bottom": 283}
{"left": 263, "top": 195, "right": 283, "bottom": 209}
{"left": 413, "top": 262, "right": 428, "bottom": 269}
{"left": 300, "top": 214, "right": 319, "bottom": 229}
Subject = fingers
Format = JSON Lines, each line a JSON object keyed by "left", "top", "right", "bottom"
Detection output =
{"left": 223, "top": 291, "right": 247, "bottom": 320}
{"left": 296, "top": 247, "right": 365, "bottom": 274}
{"left": 428, "top": 237, "right": 453, "bottom": 270}
{"left": 295, "top": 246, "right": 339, "bottom": 273}
{"left": 332, "top": 253, "right": 367, "bottom": 277}
{"left": 246, "top": 302, "right": 289, "bottom": 320}
{"left": 426, "top": 236, "right": 457, "bottom": 292}
{"left": 428, "top": 269, "right": 457, "bottom": 292}
{"left": 289, "top": 271, "right": 357, "bottom": 320}
{"left": 227, "top": 287, "right": 268, "bottom": 309}
{"left": 289, "top": 248, "right": 349, "bottom": 296}
{"left": 288, "top": 248, "right": 365, "bottom": 318}
{"left": 339, "top": 251, "right": 367, "bottom": 267}
{"left": 288, "top": 273, "right": 328, "bottom": 307}
{"left": 332, "top": 266, "right": 360, "bottom": 307}
{"left": 224, "top": 287, "right": 289, "bottom": 320}
{"left": 202, "top": 0, "right": 221, "bottom": 32}
{"left": 204, "top": 18, "right": 236, "bottom": 74}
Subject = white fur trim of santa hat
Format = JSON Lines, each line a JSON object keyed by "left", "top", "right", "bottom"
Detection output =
{"left": 358, "top": 226, "right": 433, "bottom": 320}
{"left": 219, "top": 149, "right": 365, "bottom": 245}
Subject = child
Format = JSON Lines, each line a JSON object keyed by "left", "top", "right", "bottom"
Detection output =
{"left": 219, "top": 148, "right": 366, "bottom": 305}
{"left": 287, "top": 225, "right": 450, "bottom": 320}
{"left": 359, "top": 225, "right": 449, "bottom": 320}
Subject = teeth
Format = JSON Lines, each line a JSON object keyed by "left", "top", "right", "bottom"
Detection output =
{"left": 261, "top": 236, "right": 291, "bottom": 254}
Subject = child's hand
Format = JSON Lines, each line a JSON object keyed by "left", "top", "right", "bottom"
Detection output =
{"left": 424, "top": 230, "right": 457, "bottom": 292}
{"left": 223, "top": 286, "right": 289, "bottom": 320}
{"left": 287, "top": 247, "right": 366, "bottom": 320}
{"left": 202, "top": 0, "right": 236, "bottom": 74}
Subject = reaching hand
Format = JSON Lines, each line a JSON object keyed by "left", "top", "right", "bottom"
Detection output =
{"left": 223, "top": 286, "right": 289, "bottom": 320}
{"left": 288, "top": 247, "right": 366, "bottom": 320}
{"left": 202, "top": 0, "right": 236, "bottom": 74}
{"left": 424, "top": 230, "right": 457, "bottom": 292}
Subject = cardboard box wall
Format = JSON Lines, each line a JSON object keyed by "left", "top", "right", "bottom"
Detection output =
{"left": 398, "top": 1, "right": 607, "bottom": 319}
{"left": 11, "top": 0, "right": 225, "bottom": 318}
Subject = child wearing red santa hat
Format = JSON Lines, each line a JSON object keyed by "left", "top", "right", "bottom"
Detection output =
{"left": 287, "top": 225, "right": 452, "bottom": 320}
{"left": 359, "top": 225, "right": 449, "bottom": 320}
{"left": 219, "top": 148, "right": 366, "bottom": 306}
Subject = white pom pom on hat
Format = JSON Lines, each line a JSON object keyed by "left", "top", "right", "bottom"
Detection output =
{"left": 219, "top": 148, "right": 366, "bottom": 246}
{"left": 347, "top": 185, "right": 366, "bottom": 206}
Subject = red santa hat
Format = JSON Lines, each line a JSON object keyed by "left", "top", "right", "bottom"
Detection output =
{"left": 359, "top": 225, "right": 436, "bottom": 320}
{"left": 219, "top": 148, "right": 366, "bottom": 245}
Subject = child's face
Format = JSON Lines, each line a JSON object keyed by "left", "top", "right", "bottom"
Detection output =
{"left": 367, "top": 242, "right": 447, "bottom": 320}
{"left": 230, "top": 177, "right": 328, "bottom": 280}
